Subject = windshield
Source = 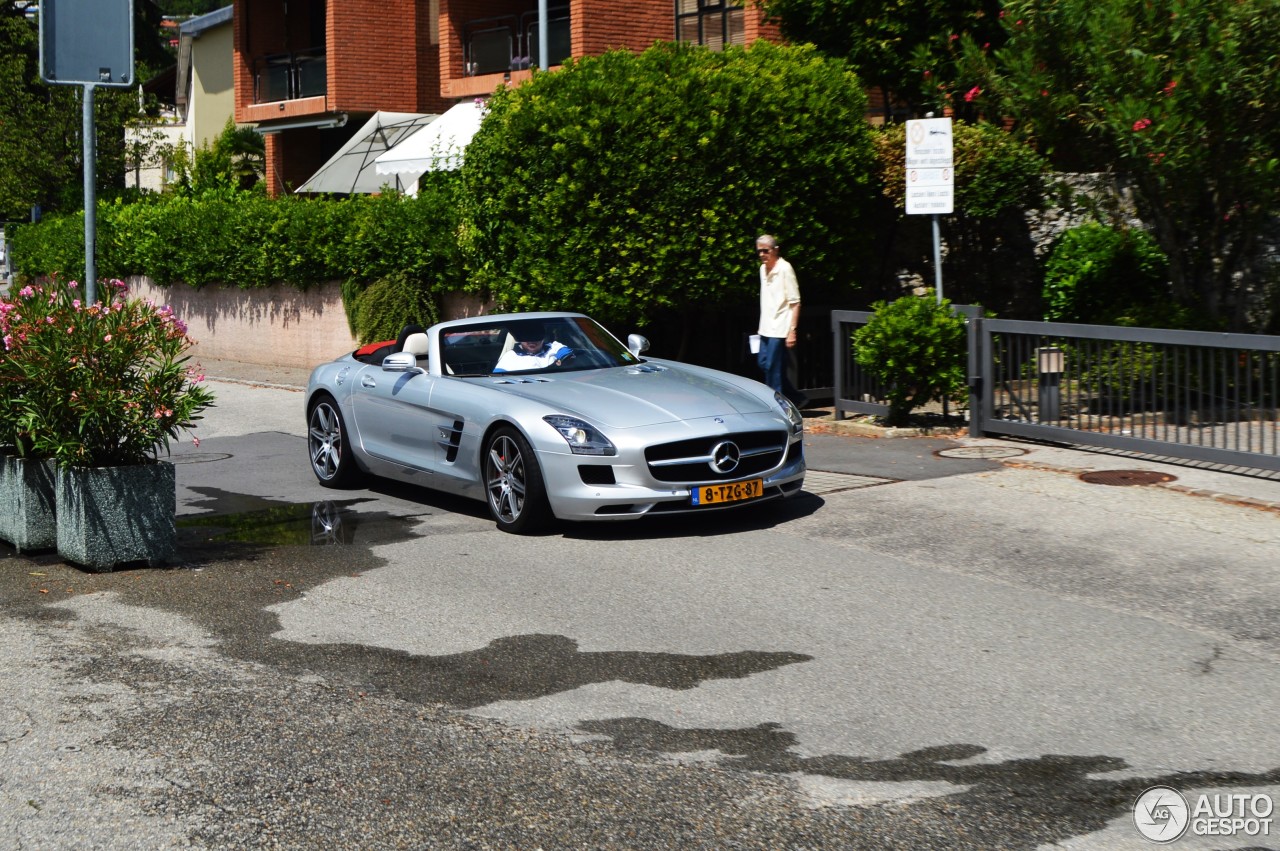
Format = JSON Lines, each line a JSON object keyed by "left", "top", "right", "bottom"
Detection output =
{"left": 440, "top": 316, "right": 643, "bottom": 376}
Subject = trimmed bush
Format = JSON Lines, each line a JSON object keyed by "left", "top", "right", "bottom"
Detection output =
{"left": 461, "top": 41, "right": 879, "bottom": 328}
{"left": 1043, "top": 222, "right": 1182, "bottom": 327}
{"left": 852, "top": 292, "right": 968, "bottom": 425}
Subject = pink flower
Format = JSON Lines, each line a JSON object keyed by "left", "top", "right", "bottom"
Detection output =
{"left": 72, "top": 299, "right": 81, "bottom": 309}
{"left": 103, "top": 334, "right": 113, "bottom": 342}
{"left": 964, "top": 86, "right": 982, "bottom": 102}
{"left": 19, "top": 286, "right": 33, "bottom": 298}
{"left": 949, "top": 33, "right": 959, "bottom": 41}
{"left": 1163, "top": 80, "right": 1177, "bottom": 95}
{"left": 192, "top": 436, "right": 201, "bottom": 448}
{"left": 1132, "top": 118, "right": 1153, "bottom": 131}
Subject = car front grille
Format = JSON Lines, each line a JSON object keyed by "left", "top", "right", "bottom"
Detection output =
{"left": 644, "top": 430, "right": 789, "bottom": 483}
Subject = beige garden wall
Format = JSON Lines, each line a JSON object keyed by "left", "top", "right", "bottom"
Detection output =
{"left": 125, "top": 277, "right": 491, "bottom": 369}
{"left": 126, "top": 277, "right": 357, "bottom": 369}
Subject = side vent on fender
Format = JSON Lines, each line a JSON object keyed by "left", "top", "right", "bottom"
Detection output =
{"left": 438, "top": 420, "right": 464, "bottom": 463}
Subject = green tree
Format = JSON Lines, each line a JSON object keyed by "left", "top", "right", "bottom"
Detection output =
{"left": 756, "top": 0, "right": 1006, "bottom": 119}
{"left": 960, "top": 0, "right": 1280, "bottom": 330}
{"left": 0, "top": 0, "right": 173, "bottom": 221}
{"left": 0, "top": 2, "right": 79, "bottom": 220}
{"left": 180, "top": 118, "right": 266, "bottom": 194}
{"left": 462, "top": 41, "right": 878, "bottom": 339}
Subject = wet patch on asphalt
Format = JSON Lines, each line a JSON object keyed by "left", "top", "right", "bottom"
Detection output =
{"left": 576, "top": 717, "right": 1280, "bottom": 848}
{"left": 179, "top": 492, "right": 383, "bottom": 547}
{"left": 5, "top": 484, "right": 1279, "bottom": 848}
{"left": 255, "top": 633, "right": 813, "bottom": 710}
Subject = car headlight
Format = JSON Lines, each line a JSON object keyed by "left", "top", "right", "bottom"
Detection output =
{"left": 544, "top": 415, "right": 617, "bottom": 456}
{"left": 775, "top": 392, "right": 804, "bottom": 435}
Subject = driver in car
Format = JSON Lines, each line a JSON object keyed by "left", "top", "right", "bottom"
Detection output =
{"left": 492, "top": 323, "right": 573, "bottom": 372}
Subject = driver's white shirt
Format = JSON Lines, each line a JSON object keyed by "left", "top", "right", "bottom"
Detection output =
{"left": 493, "top": 340, "right": 572, "bottom": 372}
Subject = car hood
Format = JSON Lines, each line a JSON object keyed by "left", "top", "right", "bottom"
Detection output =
{"left": 489, "top": 363, "right": 774, "bottom": 428}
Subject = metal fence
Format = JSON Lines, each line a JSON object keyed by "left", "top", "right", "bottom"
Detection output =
{"left": 978, "top": 319, "right": 1280, "bottom": 471}
{"left": 832, "top": 309, "right": 1280, "bottom": 472}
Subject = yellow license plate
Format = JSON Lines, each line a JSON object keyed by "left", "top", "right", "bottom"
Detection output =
{"left": 692, "top": 479, "right": 763, "bottom": 505}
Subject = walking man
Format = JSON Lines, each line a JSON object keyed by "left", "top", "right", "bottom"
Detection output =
{"left": 755, "top": 234, "right": 805, "bottom": 407}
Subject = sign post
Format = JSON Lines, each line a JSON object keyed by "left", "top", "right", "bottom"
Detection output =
{"left": 39, "top": 0, "right": 135, "bottom": 305}
{"left": 904, "top": 117, "right": 954, "bottom": 304}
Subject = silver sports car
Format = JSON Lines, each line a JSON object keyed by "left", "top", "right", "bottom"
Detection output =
{"left": 305, "top": 312, "right": 805, "bottom": 533}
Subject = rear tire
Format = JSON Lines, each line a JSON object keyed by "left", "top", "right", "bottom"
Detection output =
{"left": 483, "top": 426, "right": 551, "bottom": 534}
{"left": 308, "top": 395, "right": 360, "bottom": 488}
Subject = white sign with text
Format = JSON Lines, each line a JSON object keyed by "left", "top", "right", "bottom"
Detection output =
{"left": 905, "top": 117, "right": 954, "bottom": 215}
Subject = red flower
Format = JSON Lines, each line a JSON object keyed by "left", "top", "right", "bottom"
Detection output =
{"left": 964, "top": 86, "right": 982, "bottom": 102}
{"left": 1163, "top": 80, "right": 1177, "bottom": 95}
{"left": 1132, "top": 118, "right": 1153, "bottom": 131}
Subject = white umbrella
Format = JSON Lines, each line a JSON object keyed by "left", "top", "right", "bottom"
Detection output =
{"left": 373, "top": 101, "right": 486, "bottom": 178}
{"left": 295, "top": 111, "right": 438, "bottom": 194}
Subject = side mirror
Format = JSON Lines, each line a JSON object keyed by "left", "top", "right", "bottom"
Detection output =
{"left": 627, "top": 334, "right": 650, "bottom": 356}
{"left": 381, "top": 352, "right": 423, "bottom": 374}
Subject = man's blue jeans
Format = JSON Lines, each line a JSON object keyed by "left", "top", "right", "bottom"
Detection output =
{"left": 757, "top": 335, "right": 803, "bottom": 404}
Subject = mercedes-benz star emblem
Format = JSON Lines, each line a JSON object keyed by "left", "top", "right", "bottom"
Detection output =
{"left": 709, "top": 441, "right": 741, "bottom": 474}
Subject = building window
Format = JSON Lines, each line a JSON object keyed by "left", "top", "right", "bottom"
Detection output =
{"left": 675, "top": 0, "right": 744, "bottom": 51}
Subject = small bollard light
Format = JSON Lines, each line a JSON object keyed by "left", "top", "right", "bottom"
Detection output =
{"left": 1038, "top": 346, "right": 1065, "bottom": 374}
{"left": 1037, "top": 346, "right": 1065, "bottom": 422}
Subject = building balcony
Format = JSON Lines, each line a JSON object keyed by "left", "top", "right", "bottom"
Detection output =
{"left": 253, "top": 47, "right": 327, "bottom": 104}
{"left": 464, "top": 6, "right": 569, "bottom": 76}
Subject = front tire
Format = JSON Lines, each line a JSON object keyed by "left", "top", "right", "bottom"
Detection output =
{"left": 308, "top": 395, "right": 360, "bottom": 488}
{"left": 484, "top": 426, "right": 551, "bottom": 534}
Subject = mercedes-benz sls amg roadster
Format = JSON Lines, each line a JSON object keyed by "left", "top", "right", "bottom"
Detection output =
{"left": 305, "top": 312, "right": 805, "bottom": 533}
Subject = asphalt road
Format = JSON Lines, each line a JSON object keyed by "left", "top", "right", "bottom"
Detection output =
{"left": 2, "top": 376, "right": 1279, "bottom": 850}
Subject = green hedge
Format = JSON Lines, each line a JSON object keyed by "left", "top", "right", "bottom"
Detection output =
{"left": 13, "top": 184, "right": 463, "bottom": 293}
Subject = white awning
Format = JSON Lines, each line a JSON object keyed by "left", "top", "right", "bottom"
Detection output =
{"left": 373, "top": 101, "right": 486, "bottom": 177}
{"left": 295, "top": 111, "right": 438, "bottom": 194}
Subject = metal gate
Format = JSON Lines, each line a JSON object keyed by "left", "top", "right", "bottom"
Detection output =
{"left": 834, "top": 309, "right": 1280, "bottom": 472}
{"left": 976, "top": 319, "right": 1280, "bottom": 472}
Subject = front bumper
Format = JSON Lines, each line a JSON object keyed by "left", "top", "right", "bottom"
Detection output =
{"left": 541, "top": 439, "right": 806, "bottom": 522}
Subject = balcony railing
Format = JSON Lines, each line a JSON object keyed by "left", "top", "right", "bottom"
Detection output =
{"left": 253, "top": 47, "right": 327, "bottom": 103}
{"left": 463, "top": 8, "right": 569, "bottom": 76}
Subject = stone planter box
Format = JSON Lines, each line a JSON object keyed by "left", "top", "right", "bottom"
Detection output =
{"left": 55, "top": 461, "right": 176, "bottom": 571}
{"left": 0, "top": 454, "right": 57, "bottom": 553}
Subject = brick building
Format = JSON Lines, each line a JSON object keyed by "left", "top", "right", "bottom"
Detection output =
{"left": 232, "top": 0, "right": 781, "bottom": 195}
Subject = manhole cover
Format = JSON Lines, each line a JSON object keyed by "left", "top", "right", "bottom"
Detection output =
{"left": 164, "top": 452, "right": 233, "bottom": 465}
{"left": 1079, "top": 470, "right": 1177, "bottom": 486}
{"left": 934, "top": 446, "right": 1028, "bottom": 460}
